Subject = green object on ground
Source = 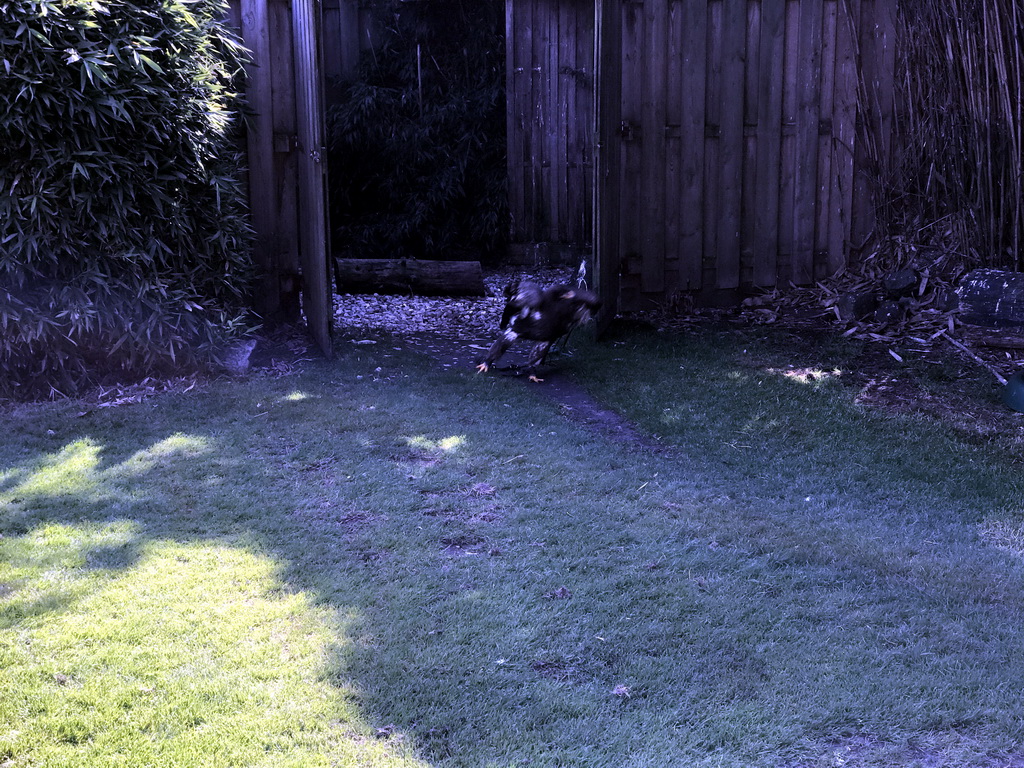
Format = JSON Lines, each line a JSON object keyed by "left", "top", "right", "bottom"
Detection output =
{"left": 1003, "top": 371, "right": 1024, "bottom": 412}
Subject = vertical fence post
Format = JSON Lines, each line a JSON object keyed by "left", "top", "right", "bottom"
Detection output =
{"left": 293, "top": 0, "right": 333, "bottom": 356}
{"left": 594, "top": 0, "right": 622, "bottom": 329}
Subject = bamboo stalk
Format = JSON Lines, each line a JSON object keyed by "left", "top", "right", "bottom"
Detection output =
{"left": 941, "top": 330, "right": 1008, "bottom": 386}
{"left": 867, "top": 0, "right": 1022, "bottom": 271}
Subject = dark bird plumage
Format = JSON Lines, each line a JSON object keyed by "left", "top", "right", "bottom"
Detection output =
{"left": 477, "top": 279, "right": 601, "bottom": 381}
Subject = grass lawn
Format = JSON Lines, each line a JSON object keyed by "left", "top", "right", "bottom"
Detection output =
{"left": 3, "top": 326, "right": 1024, "bottom": 767}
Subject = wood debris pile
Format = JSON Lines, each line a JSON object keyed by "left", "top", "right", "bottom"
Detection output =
{"left": 741, "top": 248, "right": 962, "bottom": 337}
{"left": 76, "top": 375, "right": 201, "bottom": 412}
{"left": 640, "top": 246, "right": 1024, "bottom": 385}
{"left": 737, "top": 249, "right": 1024, "bottom": 384}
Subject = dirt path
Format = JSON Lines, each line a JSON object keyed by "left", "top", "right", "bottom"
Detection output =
{"left": 326, "top": 266, "right": 666, "bottom": 449}
{"left": 391, "top": 331, "right": 666, "bottom": 453}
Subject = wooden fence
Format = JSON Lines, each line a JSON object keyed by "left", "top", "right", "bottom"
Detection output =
{"left": 506, "top": 0, "right": 596, "bottom": 248}
{"left": 284, "top": 0, "right": 899, "bottom": 314}
{"left": 230, "top": 0, "right": 334, "bottom": 354}
{"left": 511, "top": 0, "right": 897, "bottom": 310}
{"left": 321, "top": 0, "right": 371, "bottom": 82}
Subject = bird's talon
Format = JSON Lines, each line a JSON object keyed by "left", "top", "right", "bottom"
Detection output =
{"left": 528, "top": 374, "right": 544, "bottom": 383}
{"left": 476, "top": 362, "right": 490, "bottom": 373}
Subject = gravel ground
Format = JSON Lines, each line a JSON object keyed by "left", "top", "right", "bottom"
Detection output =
{"left": 332, "top": 265, "right": 577, "bottom": 339}
{"left": 331, "top": 265, "right": 580, "bottom": 374}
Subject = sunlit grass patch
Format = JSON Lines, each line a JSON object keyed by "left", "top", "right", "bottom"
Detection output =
{"left": 11, "top": 439, "right": 103, "bottom": 498}
{"left": 1, "top": 434, "right": 217, "bottom": 540}
{"left": 0, "top": 521, "right": 139, "bottom": 630}
{"left": 767, "top": 366, "right": 843, "bottom": 384}
{"left": 123, "top": 433, "right": 211, "bottom": 464}
{"left": 405, "top": 435, "right": 466, "bottom": 454}
{"left": 0, "top": 530, "right": 426, "bottom": 768}
{"left": 3, "top": 434, "right": 211, "bottom": 501}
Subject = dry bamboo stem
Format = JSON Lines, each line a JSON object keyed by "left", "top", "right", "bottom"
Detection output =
{"left": 941, "top": 330, "right": 1008, "bottom": 386}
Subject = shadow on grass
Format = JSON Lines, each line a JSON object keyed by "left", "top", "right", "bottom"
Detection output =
{"left": 3, "top": 342, "right": 1024, "bottom": 767}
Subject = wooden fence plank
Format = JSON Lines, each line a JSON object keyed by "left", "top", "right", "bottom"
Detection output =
{"left": 715, "top": 0, "right": 746, "bottom": 289}
{"left": 269, "top": 0, "right": 300, "bottom": 292}
{"left": 777, "top": 0, "right": 801, "bottom": 286}
{"left": 829, "top": 0, "right": 860, "bottom": 272}
{"left": 293, "top": 0, "right": 332, "bottom": 356}
{"left": 594, "top": 0, "right": 623, "bottom": 325}
{"left": 240, "top": 0, "right": 276, "bottom": 315}
{"left": 791, "top": 0, "right": 823, "bottom": 285}
{"left": 663, "top": 0, "right": 684, "bottom": 286}
{"left": 508, "top": 0, "right": 524, "bottom": 240}
{"left": 542, "top": 0, "right": 558, "bottom": 241}
{"left": 743, "top": 0, "right": 761, "bottom": 122}
{"left": 851, "top": 0, "right": 896, "bottom": 256}
{"left": 339, "top": 0, "right": 362, "bottom": 79}
{"left": 619, "top": 0, "right": 644, "bottom": 277}
{"left": 679, "top": 0, "right": 707, "bottom": 291}
{"left": 527, "top": 0, "right": 537, "bottom": 245}
{"left": 321, "top": 0, "right": 361, "bottom": 82}
{"left": 573, "top": 0, "right": 594, "bottom": 247}
{"left": 814, "top": 0, "right": 838, "bottom": 279}
{"left": 505, "top": 0, "right": 523, "bottom": 241}
{"left": 531, "top": 0, "right": 549, "bottom": 240}
{"left": 321, "top": 0, "right": 342, "bottom": 80}
{"left": 523, "top": 0, "right": 538, "bottom": 239}
{"left": 703, "top": 0, "right": 724, "bottom": 289}
{"left": 740, "top": 0, "right": 761, "bottom": 287}
{"left": 850, "top": 0, "right": 876, "bottom": 256}
{"left": 752, "top": 0, "right": 785, "bottom": 287}
{"left": 640, "top": 0, "right": 669, "bottom": 293}
{"left": 560, "top": 0, "right": 576, "bottom": 245}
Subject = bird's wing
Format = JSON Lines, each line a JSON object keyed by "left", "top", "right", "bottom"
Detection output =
{"left": 501, "top": 281, "right": 543, "bottom": 329}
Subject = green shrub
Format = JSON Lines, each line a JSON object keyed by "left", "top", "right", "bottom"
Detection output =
{"left": 0, "top": 0, "right": 254, "bottom": 398}
{"left": 325, "top": 0, "right": 508, "bottom": 262}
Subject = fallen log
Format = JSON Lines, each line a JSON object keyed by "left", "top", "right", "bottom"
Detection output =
{"left": 958, "top": 269, "right": 1024, "bottom": 327}
{"left": 334, "top": 258, "right": 487, "bottom": 297}
{"left": 977, "top": 334, "right": 1024, "bottom": 350}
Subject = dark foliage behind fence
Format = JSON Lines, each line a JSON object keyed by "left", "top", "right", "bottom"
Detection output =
{"left": 0, "top": 0, "right": 254, "bottom": 398}
{"left": 324, "top": 0, "right": 508, "bottom": 263}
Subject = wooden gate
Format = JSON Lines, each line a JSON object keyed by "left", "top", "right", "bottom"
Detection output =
{"left": 607, "top": 0, "right": 892, "bottom": 310}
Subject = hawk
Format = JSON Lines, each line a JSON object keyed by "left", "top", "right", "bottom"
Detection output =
{"left": 476, "top": 280, "right": 601, "bottom": 382}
